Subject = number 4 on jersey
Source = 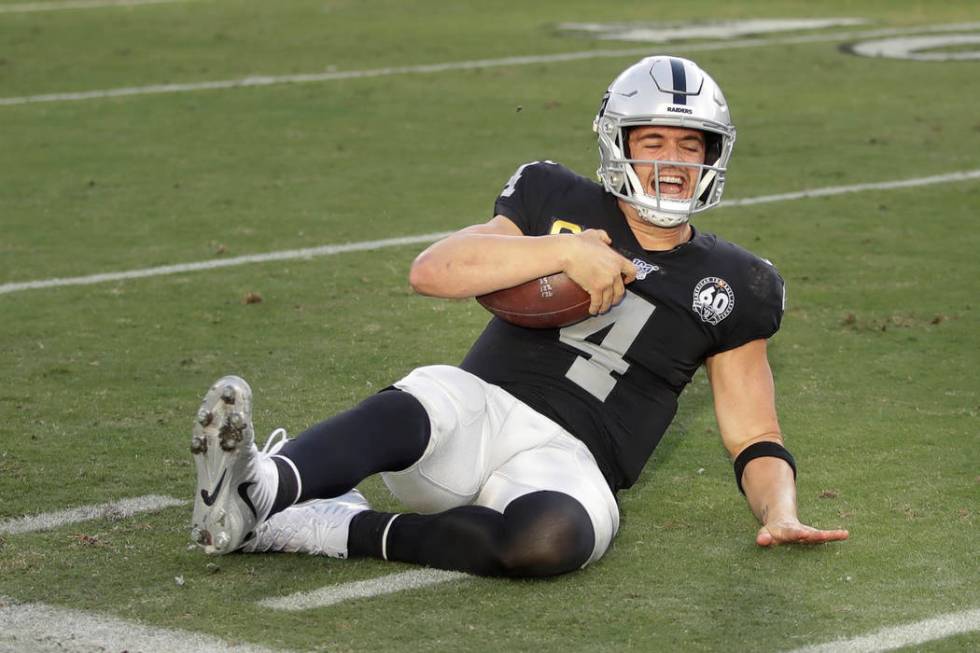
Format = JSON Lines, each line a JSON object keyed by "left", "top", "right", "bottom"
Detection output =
{"left": 559, "top": 291, "right": 655, "bottom": 401}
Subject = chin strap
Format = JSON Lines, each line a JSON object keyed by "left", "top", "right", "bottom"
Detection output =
{"left": 696, "top": 169, "right": 716, "bottom": 201}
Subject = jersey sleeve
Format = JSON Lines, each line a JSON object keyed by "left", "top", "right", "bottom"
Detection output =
{"left": 713, "top": 256, "right": 785, "bottom": 354}
{"left": 492, "top": 160, "right": 567, "bottom": 236}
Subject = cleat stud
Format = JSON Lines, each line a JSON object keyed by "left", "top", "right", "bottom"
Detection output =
{"left": 196, "top": 528, "right": 212, "bottom": 546}
{"left": 220, "top": 437, "right": 237, "bottom": 452}
{"left": 196, "top": 409, "right": 213, "bottom": 426}
{"left": 215, "top": 532, "right": 230, "bottom": 548}
{"left": 228, "top": 412, "right": 245, "bottom": 429}
{"left": 220, "top": 385, "right": 236, "bottom": 404}
{"left": 190, "top": 435, "right": 207, "bottom": 454}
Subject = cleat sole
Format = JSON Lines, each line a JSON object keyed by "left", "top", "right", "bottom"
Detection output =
{"left": 190, "top": 375, "right": 257, "bottom": 555}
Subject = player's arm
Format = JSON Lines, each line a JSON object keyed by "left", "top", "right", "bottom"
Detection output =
{"left": 705, "top": 339, "right": 848, "bottom": 547}
{"left": 409, "top": 215, "right": 636, "bottom": 312}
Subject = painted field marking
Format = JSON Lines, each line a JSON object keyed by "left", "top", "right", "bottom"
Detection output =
{"left": 0, "top": 494, "right": 187, "bottom": 535}
{"left": 0, "top": 231, "right": 454, "bottom": 295}
{"left": 725, "top": 169, "right": 980, "bottom": 207}
{"left": 0, "top": 596, "right": 290, "bottom": 653}
{"left": 2, "top": 169, "right": 978, "bottom": 298}
{"left": 0, "top": 0, "right": 194, "bottom": 13}
{"left": 257, "top": 568, "right": 468, "bottom": 611}
{"left": 786, "top": 607, "right": 980, "bottom": 653}
{"left": 1, "top": 21, "right": 978, "bottom": 106}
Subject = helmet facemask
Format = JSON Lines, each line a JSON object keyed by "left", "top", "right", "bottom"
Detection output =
{"left": 596, "top": 116, "right": 733, "bottom": 228}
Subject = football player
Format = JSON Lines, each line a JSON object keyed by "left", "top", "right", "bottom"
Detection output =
{"left": 191, "top": 55, "right": 848, "bottom": 576}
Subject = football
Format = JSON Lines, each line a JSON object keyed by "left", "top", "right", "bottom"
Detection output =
{"left": 476, "top": 272, "right": 591, "bottom": 328}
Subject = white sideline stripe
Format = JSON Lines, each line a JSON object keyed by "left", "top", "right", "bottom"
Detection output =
{"left": 0, "top": 0, "right": 192, "bottom": 13}
{"left": 725, "top": 169, "right": 980, "bottom": 207}
{"left": 3, "top": 170, "right": 979, "bottom": 298}
{"left": 0, "top": 596, "right": 289, "bottom": 653}
{"left": 0, "top": 494, "right": 187, "bottom": 535}
{"left": 786, "top": 608, "right": 980, "bottom": 653}
{"left": 257, "top": 569, "right": 468, "bottom": 611}
{"left": 0, "top": 232, "right": 453, "bottom": 295}
{"left": 2, "top": 21, "right": 979, "bottom": 106}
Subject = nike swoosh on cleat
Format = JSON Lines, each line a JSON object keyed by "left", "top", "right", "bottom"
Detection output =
{"left": 201, "top": 469, "right": 227, "bottom": 506}
{"left": 238, "top": 481, "right": 258, "bottom": 519}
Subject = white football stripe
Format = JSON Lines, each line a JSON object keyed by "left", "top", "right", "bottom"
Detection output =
{"left": 1, "top": 21, "right": 979, "bottom": 106}
{"left": 725, "top": 169, "right": 980, "bottom": 207}
{"left": 0, "top": 495, "right": 187, "bottom": 535}
{"left": 785, "top": 607, "right": 980, "bottom": 653}
{"left": 0, "top": 232, "right": 453, "bottom": 295}
{"left": 0, "top": 0, "right": 194, "bottom": 13}
{"left": 1, "top": 169, "right": 977, "bottom": 297}
{"left": 257, "top": 568, "right": 468, "bottom": 611}
{"left": 0, "top": 596, "right": 289, "bottom": 653}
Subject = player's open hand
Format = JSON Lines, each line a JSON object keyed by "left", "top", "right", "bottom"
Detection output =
{"left": 756, "top": 520, "right": 849, "bottom": 547}
{"left": 564, "top": 229, "right": 637, "bottom": 315}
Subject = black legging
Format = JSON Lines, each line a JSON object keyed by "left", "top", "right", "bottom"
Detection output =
{"left": 275, "top": 388, "right": 431, "bottom": 505}
{"left": 351, "top": 490, "right": 596, "bottom": 578}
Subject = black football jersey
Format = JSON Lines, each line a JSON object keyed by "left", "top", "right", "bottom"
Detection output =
{"left": 460, "top": 161, "right": 785, "bottom": 491}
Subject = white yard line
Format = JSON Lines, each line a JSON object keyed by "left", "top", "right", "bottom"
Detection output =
{"left": 725, "top": 169, "right": 980, "bottom": 207}
{"left": 0, "top": 231, "right": 453, "bottom": 295}
{"left": 0, "top": 596, "right": 289, "bottom": 653}
{"left": 0, "top": 0, "right": 193, "bottom": 13}
{"left": 257, "top": 569, "right": 468, "bottom": 611}
{"left": 1, "top": 21, "right": 979, "bottom": 106}
{"left": 786, "top": 608, "right": 980, "bottom": 653}
{"left": 2, "top": 169, "right": 978, "bottom": 297}
{"left": 0, "top": 494, "right": 187, "bottom": 535}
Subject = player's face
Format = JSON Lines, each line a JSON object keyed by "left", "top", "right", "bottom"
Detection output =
{"left": 627, "top": 126, "right": 706, "bottom": 200}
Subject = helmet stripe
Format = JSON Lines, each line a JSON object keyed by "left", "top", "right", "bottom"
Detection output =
{"left": 669, "top": 57, "right": 687, "bottom": 105}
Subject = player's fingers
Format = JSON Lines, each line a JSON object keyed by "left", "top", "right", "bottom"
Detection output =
{"left": 588, "top": 288, "right": 603, "bottom": 315}
{"left": 756, "top": 527, "right": 775, "bottom": 547}
{"left": 611, "top": 274, "right": 626, "bottom": 307}
{"left": 599, "top": 284, "right": 614, "bottom": 314}
{"left": 596, "top": 229, "right": 612, "bottom": 245}
{"left": 621, "top": 259, "right": 637, "bottom": 284}
{"left": 806, "top": 528, "right": 849, "bottom": 543}
{"left": 780, "top": 526, "right": 849, "bottom": 545}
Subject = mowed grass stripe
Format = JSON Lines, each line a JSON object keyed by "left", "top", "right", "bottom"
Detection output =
{"left": 0, "top": 0, "right": 194, "bottom": 13}
{"left": 786, "top": 608, "right": 980, "bottom": 653}
{"left": 0, "top": 495, "right": 187, "bottom": 535}
{"left": 2, "top": 21, "right": 978, "bottom": 106}
{"left": 1, "top": 169, "right": 977, "bottom": 297}
{"left": 257, "top": 569, "right": 469, "bottom": 611}
{"left": 0, "top": 595, "right": 291, "bottom": 653}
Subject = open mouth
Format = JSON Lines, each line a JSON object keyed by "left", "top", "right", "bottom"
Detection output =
{"left": 653, "top": 173, "right": 689, "bottom": 198}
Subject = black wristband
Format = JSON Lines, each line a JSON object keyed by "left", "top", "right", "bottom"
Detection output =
{"left": 733, "top": 441, "right": 797, "bottom": 495}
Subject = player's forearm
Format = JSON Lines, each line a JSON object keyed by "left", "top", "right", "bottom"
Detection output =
{"left": 740, "top": 456, "right": 799, "bottom": 525}
{"left": 410, "top": 232, "right": 573, "bottom": 298}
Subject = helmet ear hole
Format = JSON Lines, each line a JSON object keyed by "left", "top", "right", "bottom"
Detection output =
{"left": 705, "top": 133, "right": 722, "bottom": 166}
{"left": 622, "top": 126, "right": 634, "bottom": 159}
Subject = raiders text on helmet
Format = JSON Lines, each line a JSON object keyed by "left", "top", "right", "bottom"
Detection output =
{"left": 594, "top": 56, "right": 736, "bottom": 227}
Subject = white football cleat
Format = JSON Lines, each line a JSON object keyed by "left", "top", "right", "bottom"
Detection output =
{"left": 190, "top": 375, "right": 282, "bottom": 555}
{"left": 241, "top": 489, "right": 371, "bottom": 559}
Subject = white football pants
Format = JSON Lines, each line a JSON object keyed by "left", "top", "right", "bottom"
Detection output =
{"left": 382, "top": 365, "right": 619, "bottom": 565}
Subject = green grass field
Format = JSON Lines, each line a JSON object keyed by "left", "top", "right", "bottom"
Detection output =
{"left": 1, "top": 1, "right": 978, "bottom": 651}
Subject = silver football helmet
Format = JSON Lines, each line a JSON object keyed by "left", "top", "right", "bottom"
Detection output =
{"left": 594, "top": 56, "right": 736, "bottom": 227}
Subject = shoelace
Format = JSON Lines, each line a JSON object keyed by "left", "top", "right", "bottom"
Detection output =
{"left": 262, "top": 427, "right": 290, "bottom": 455}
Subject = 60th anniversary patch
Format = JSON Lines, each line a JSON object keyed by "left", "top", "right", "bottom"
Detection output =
{"left": 692, "top": 277, "right": 735, "bottom": 325}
